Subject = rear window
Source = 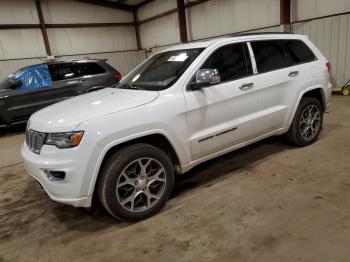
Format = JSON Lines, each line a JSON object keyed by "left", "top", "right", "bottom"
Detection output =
{"left": 282, "top": 40, "right": 316, "bottom": 65}
{"left": 78, "top": 62, "right": 106, "bottom": 76}
{"left": 251, "top": 40, "right": 287, "bottom": 73}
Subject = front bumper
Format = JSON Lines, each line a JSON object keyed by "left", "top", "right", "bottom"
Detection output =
{"left": 21, "top": 143, "right": 92, "bottom": 207}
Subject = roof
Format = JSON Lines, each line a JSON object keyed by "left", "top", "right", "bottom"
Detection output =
{"left": 161, "top": 32, "right": 307, "bottom": 52}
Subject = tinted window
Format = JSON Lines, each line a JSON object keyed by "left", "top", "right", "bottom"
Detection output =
{"left": 201, "top": 43, "right": 251, "bottom": 82}
{"left": 49, "top": 63, "right": 79, "bottom": 81}
{"left": 78, "top": 62, "right": 106, "bottom": 76}
{"left": 251, "top": 40, "right": 287, "bottom": 73}
{"left": 282, "top": 40, "right": 316, "bottom": 65}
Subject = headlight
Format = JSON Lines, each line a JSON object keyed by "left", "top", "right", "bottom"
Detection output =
{"left": 45, "top": 131, "right": 84, "bottom": 148}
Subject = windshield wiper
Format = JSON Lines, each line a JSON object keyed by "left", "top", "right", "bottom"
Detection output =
{"left": 119, "top": 84, "right": 145, "bottom": 90}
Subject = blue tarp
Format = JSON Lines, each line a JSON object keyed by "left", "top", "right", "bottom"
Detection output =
{"left": 13, "top": 64, "right": 53, "bottom": 90}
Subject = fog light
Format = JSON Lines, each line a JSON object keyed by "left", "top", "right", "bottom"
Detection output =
{"left": 45, "top": 170, "right": 65, "bottom": 181}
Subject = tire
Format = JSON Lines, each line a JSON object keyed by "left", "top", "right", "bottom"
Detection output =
{"left": 285, "top": 97, "right": 323, "bottom": 146}
{"left": 0, "top": 124, "right": 7, "bottom": 136}
{"left": 98, "top": 143, "right": 174, "bottom": 221}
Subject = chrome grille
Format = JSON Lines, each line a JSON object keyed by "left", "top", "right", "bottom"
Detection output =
{"left": 26, "top": 129, "right": 46, "bottom": 154}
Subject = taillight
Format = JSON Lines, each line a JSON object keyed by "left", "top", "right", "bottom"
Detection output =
{"left": 113, "top": 72, "right": 122, "bottom": 81}
{"left": 326, "top": 62, "right": 331, "bottom": 71}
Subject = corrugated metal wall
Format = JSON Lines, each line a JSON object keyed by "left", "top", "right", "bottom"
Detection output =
{"left": 291, "top": 0, "right": 350, "bottom": 86}
{"left": 140, "top": 13, "right": 180, "bottom": 49}
{"left": 186, "top": 0, "right": 280, "bottom": 40}
{"left": 41, "top": 0, "right": 133, "bottom": 23}
{"left": 137, "top": 0, "right": 281, "bottom": 49}
{"left": 138, "top": 0, "right": 179, "bottom": 49}
{"left": 0, "top": 0, "right": 143, "bottom": 82}
{"left": 291, "top": 0, "right": 350, "bottom": 22}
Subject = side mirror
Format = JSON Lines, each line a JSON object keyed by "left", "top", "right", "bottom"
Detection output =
{"left": 8, "top": 79, "right": 22, "bottom": 89}
{"left": 190, "top": 69, "right": 221, "bottom": 90}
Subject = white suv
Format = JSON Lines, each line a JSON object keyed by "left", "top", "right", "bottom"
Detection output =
{"left": 22, "top": 33, "right": 332, "bottom": 221}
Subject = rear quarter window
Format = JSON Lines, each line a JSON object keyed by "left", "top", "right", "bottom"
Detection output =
{"left": 282, "top": 40, "right": 317, "bottom": 65}
{"left": 78, "top": 63, "right": 106, "bottom": 76}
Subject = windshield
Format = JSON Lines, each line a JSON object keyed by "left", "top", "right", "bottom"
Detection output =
{"left": 118, "top": 48, "right": 204, "bottom": 91}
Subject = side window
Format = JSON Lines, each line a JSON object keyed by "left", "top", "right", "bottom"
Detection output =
{"left": 78, "top": 63, "right": 106, "bottom": 76}
{"left": 282, "top": 40, "right": 316, "bottom": 65}
{"left": 201, "top": 43, "right": 251, "bottom": 82}
{"left": 48, "top": 63, "right": 79, "bottom": 81}
{"left": 13, "top": 64, "right": 53, "bottom": 90}
{"left": 251, "top": 40, "right": 287, "bottom": 73}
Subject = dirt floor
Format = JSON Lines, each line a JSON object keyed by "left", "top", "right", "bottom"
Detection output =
{"left": 0, "top": 96, "right": 350, "bottom": 262}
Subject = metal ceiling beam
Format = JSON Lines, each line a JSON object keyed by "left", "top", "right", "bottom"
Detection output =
{"left": 35, "top": 0, "right": 52, "bottom": 56}
{"left": 134, "top": 0, "right": 155, "bottom": 9}
{"left": 74, "top": 0, "right": 134, "bottom": 11}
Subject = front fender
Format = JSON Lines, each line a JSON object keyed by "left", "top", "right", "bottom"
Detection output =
{"left": 86, "top": 129, "right": 184, "bottom": 196}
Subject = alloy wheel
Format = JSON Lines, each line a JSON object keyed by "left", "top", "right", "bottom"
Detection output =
{"left": 116, "top": 158, "right": 166, "bottom": 212}
{"left": 299, "top": 105, "right": 321, "bottom": 141}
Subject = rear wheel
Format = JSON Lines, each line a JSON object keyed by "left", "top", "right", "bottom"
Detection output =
{"left": 285, "top": 97, "right": 323, "bottom": 146}
{"left": 98, "top": 143, "right": 174, "bottom": 221}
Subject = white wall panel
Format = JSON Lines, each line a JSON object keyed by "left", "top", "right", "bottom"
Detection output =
{"left": 187, "top": 0, "right": 280, "bottom": 41}
{"left": 292, "top": 0, "right": 350, "bottom": 22}
{"left": 41, "top": 0, "right": 133, "bottom": 24}
{"left": 0, "top": 50, "right": 146, "bottom": 82}
{"left": 139, "top": 13, "right": 180, "bottom": 48}
{"left": 0, "top": 0, "right": 39, "bottom": 24}
{"left": 138, "top": 0, "right": 176, "bottom": 21}
{"left": 47, "top": 26, "right": 137, "bottom": 56}
{"left": 292, "top": 13, "right": 350, "bottom": 86}
{"left": 0, "top": 29, "right": 46, "bottom": 59}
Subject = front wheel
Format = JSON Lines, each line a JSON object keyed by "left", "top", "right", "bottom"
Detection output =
{"left": 285, "top": 97, "right": 323, "bottom": 146}
{"left": 98, "top": 143, "right": 174, "bottom": 221}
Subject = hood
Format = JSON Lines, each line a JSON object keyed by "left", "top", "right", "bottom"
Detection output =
{"left": 29, "top": 88, "right": 159, "bottom": 132}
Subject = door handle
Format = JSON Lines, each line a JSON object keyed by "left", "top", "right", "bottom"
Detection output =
{"left": 288, "top": 71, "right": 299, "bottom": 77}
{"left": 80, "top": 78, "right": 86, "bottom": 82}
{"left": 239, "top": 82, "right": 254, "bottom": 90}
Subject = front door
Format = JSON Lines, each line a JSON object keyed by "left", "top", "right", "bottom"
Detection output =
{"left": 184, "top": 42, "right": 262, "bottom": 160}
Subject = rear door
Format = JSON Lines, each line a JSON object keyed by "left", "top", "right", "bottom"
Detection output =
{"left": 48, "top": 62, "right": 88, "bottom": 104}
{"left": 184, "top": 42, "right": 261, "bottom": 160}
{"left": 248, "top": 40, "right": 294, "bottom": 132}
{"left": 249, "top": 39, "right": 318, "bottom": 132}
{"left": 77, "top": 62, "right": 116, "bottom": 92}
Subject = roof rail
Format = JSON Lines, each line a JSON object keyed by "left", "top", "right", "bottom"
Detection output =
{"left": 229, "top": 32, "right": 295, "bottom": 37}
